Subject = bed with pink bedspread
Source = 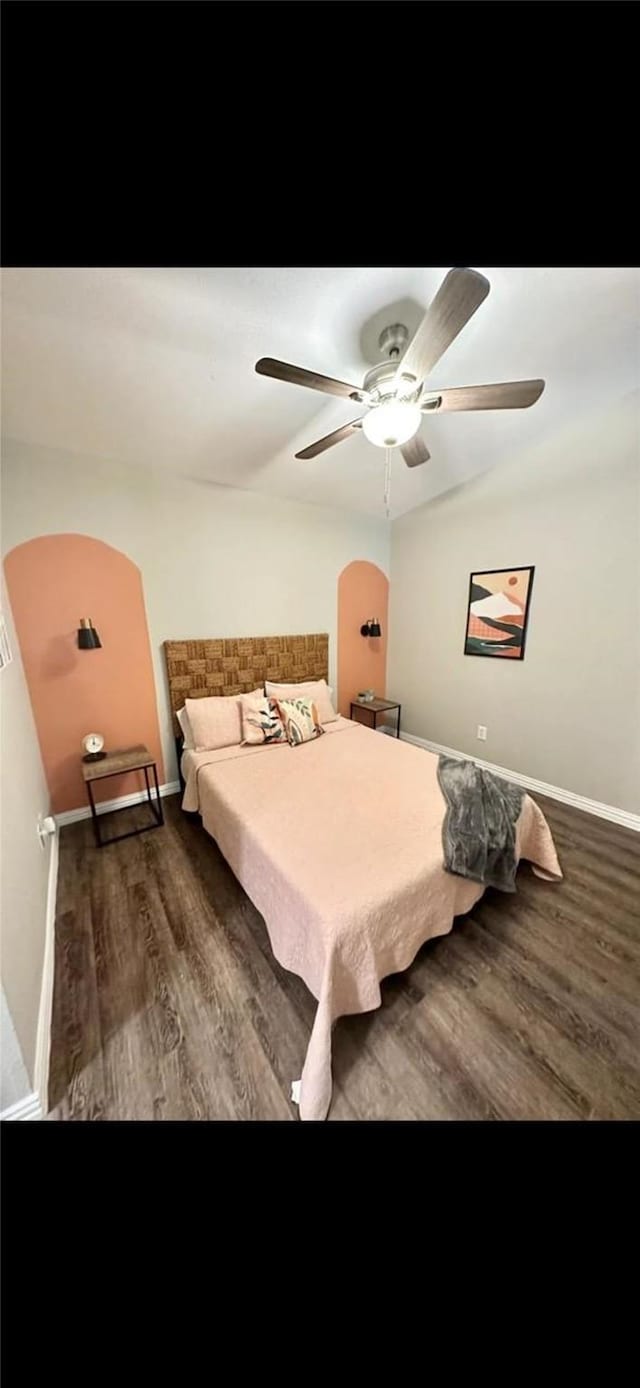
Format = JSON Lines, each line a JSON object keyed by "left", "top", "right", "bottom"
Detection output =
{"left": 182, "top": 717, "right": 562, "bottom": 1120}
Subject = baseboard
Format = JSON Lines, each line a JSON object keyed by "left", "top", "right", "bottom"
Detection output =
{"left": 1, "top": 1092, "right": 43, "bottom": 1121}
{"left": 32, "top": 829, "right": 59, "bottom": 1118}
{"left": 400, "top": 732, "right": 640, "bottom": 832}
{"left": 55, "top": 780, "right": 181, "bottom": 827}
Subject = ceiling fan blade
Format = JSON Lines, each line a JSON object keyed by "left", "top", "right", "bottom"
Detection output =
{"left": 401, "top": 435, "right": 431, "bottom": 469}
{"left": 295, "top": 419, "right": 363, "bottom": 460}
{"left": 397, "top": 269, "right": 491, "bottom": 388}
{"left": 424, "top": 379, "right": 545, "bottom": 413}
{"left": 256, "top": 357, "right": 367, "bottom": 402}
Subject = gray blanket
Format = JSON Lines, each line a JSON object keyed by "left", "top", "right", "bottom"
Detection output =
{"left": 437, "top": 755, "right": 525, "bottom": 894}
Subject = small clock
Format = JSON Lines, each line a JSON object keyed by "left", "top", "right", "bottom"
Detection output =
{"left": 82, "top": 732, "right": 106, "bottom": 763}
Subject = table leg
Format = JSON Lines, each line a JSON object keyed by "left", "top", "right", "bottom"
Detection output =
{"left": 152, "top": 762, "right": 164, "bottom": 825}
{"left": 87, "top": 780, "right": 102, "bottom": 848}
{"left": 396, "top": 706, "right": 401, "bottom": 738}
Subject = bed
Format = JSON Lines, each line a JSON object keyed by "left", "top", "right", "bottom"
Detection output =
{"left": 164, "top": 634, "right": 562, "bottom": 1121}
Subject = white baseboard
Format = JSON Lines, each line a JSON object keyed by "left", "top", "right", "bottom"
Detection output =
{"left": 31, "top": 829, "right": 59, "bottom": 1118}
{"left": 55, "top": 780, "right": 181, "bottom": 827}
{"left": 1, "top": 1092, "right": 43, "bottom": 1121}
{"left": 400, "top": 732, "right": 640, "bottom": 832}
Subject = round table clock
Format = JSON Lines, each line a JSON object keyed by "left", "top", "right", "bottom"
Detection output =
{"left": 82, "top": 732, "right": 106, "bottom": 763}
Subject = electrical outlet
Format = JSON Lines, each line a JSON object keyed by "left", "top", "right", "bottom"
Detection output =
{"left": 477, "top": 725, "right": 487, "bottom": 741}
{"left": 36, "top": 814, "right": 57, "bottom": 849}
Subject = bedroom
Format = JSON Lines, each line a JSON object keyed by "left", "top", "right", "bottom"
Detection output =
{"left": 1, "top": 266, "right": 638, "bottom": 1122}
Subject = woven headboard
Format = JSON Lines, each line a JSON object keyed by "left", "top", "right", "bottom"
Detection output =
{"left": 163, "top": 633, "right": 329, "bottom": 734}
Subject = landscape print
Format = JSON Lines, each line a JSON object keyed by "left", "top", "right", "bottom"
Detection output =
{"left": 464, "top": 566, "right": 534, "bottom": 660}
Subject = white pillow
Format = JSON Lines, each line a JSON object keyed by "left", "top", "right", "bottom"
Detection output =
{"left": 177, "top": 706, "right": 195, "bottom": 750}
{"left": 265, "top": 678, "right": 337, "bottom": 725}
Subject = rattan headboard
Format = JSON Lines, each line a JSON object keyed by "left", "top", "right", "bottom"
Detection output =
{"left": 163, "top": 633, "right": 329, "bottom": 734}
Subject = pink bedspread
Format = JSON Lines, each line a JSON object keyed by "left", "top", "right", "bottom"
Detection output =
{"left": 182, "top": 718, "right": 562, "bottom": 1120}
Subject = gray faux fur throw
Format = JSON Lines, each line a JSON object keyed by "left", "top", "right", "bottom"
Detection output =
{"left": 437, "top": 755, "right": 525, "bottom": 894}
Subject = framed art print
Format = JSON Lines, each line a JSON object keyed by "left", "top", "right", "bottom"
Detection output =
{"left": 464, "top": 566, "right": 534, "bottom": 660}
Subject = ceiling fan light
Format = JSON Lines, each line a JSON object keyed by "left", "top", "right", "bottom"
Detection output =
{"left": 362, "top": 402, "right": 421, "bottom": 449}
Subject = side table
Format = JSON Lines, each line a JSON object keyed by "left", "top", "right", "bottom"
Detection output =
{"left": 82, "top": 744, "right": 164, "bottom": 848}
{"left": 350, "top": 698, "right": 401, "bottom": 738}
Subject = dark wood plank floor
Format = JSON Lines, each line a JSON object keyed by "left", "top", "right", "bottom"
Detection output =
{"left": 48, "top": 793, "right": 640, "bottom": 1120}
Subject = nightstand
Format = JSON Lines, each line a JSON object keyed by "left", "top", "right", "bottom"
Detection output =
{"left": 350, "top": 698, "right": 401, "bottom": 738}
{"left": 82, "top": 744, "right": 164, "bottom": 848}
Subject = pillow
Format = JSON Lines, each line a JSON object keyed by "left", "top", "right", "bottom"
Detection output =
{"left": 265, "top": 679, "right": 337, "bottom": 725}
{"left": 238, "top": 687, "right": 268, "bottom": 704}
{"left": 241, "top": 695, "right": 288, "bottom": 746}
{"left": 176, "top": 706, "right": 195, "bottom": 750}
{"left": 186, "top": 687, "right": 264, "bottom": 751}
{"left": 184, "top": 689, "right": 258, "bottom": 752}
{"left": 275, "top": 697, "right": 325, "bottom": 747}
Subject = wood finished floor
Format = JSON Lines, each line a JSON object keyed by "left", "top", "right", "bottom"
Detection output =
{"left": 48, "top": 793, "right": 640, "bottom": 1121}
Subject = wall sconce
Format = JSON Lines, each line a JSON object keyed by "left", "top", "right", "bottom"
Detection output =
{"left": 77, "top": 617, "right": 102, "bottom": 649}
{"left": 360, "top": 618, "right": 382, "bottom": 638}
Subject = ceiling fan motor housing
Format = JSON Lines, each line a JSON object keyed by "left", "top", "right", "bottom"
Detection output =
{"left": 360, "top": 323, "right": 420, "bottom": 406}
{"left": 362, "top": 361, "right": 399, "bottom": 400}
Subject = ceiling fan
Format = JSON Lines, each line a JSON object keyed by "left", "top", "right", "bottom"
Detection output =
{"left": 255, "top": 268, "right": 545, "bottom": 468}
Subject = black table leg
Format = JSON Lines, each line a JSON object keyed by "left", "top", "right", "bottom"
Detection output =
{"left": 87, "top": 779, "right": 102, "bottom": 848}
{"left": 143, "top": 764, "right": 163, "bottom": 825}
{"left": 152, "top": 762, "right": 164, "bottom": 825}
{"left": 396, "top": 705, "right": 401, "bottom": 738}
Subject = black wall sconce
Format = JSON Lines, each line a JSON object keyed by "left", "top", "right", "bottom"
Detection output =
{"left": 77, "top": 617, "right": 102, "bottom": 649}
{"left": 360, "top": 618, "right": 382, "bottom": 638}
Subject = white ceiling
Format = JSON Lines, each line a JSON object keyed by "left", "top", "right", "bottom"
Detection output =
{"left": 1, "top": 266, "right": 638, "bottom": 519}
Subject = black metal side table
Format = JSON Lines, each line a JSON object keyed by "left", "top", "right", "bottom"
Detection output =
{"left": 82, "top": 744, "right": 164, "bottom": 847}
{"left": 350, "top": 698, "right": 402, "bottom": 738}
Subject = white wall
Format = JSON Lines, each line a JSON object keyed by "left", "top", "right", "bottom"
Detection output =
{"left": 1, "top": 987, "right": 31, "bottom": 1111}
{"left": 0, "top": 572, "right": 53, "bottom": 1087}
{"left": 388, "top": 394, "right": 640, "bottom": 814}
{"left": 1, "top": 440, "right": 390, "bottom": 785}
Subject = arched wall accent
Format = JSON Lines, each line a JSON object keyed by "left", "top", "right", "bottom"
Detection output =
{"left": 337, "top": 560, "right": 389, "bottom": 717}
{"left": 4, "top": 534, "right": 164, "bottom": 813}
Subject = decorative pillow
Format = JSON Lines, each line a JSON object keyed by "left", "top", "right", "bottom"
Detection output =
{"left": 265, "top": 679, "right": 337, "bottom": 725}
{"left": 241, "top": 695, "right": 288, "bottom": 746}
{"left": 275, "top": 697, "right": 325, "bottom": 747}
{"left": 176, "top": 706, "right": 195, "bottom": 750}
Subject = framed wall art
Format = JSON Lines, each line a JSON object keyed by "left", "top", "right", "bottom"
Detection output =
{"left": 464, "top": 566, "right": 534, "bottom": 660}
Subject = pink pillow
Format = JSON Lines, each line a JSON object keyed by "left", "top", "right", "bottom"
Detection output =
{"left": 185, "top": 689, "right": 262, "bottom": 751}
{"left": 265, "top": 679, "right": 337, "bottom": 725}
{"left": 176, "top": 706, "right": 195, "bottom": 750}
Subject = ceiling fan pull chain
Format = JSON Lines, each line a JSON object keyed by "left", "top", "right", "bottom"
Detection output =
{"left": 383, "top": 446, "right": 392, "bottom": 518}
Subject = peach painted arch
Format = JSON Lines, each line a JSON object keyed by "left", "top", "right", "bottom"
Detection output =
{"left": 337, "top": 560, "right": 389, "bottom": 717}
{"left": 4, "top": 533, "right": 164, "bottom": 813}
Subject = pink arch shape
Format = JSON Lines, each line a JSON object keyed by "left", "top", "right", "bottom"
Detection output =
{"left": 4, "top": 533, "right": 164, "bottom": 813}
{"left": 337, "top": 560, "right": 389, "bottom": 716}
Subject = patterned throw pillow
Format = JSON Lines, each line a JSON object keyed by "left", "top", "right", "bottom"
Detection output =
{"left": 241, "top": 695, "right": 288, "bottom": 746}
{"left": 275, "top": 697, "right": 325, "bottom": 747}
{"left": 265, "top": 679, "right": 337, "bottom": 724}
